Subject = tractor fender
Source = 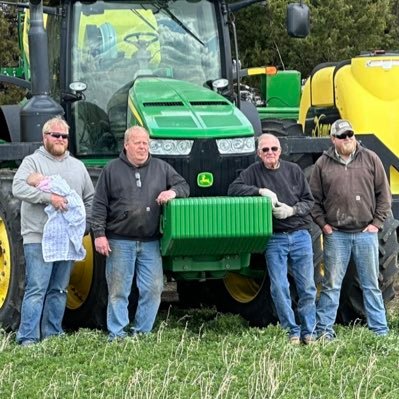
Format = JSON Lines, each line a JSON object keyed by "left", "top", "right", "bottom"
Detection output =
{"left": 0, "top": 105, "right": 21, "bottom": 142}
{"left": 239, "top": 100, "right": 262, "bottom": 136}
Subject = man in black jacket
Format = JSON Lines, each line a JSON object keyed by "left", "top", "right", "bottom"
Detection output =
{"left": 228, "top": 133, "right": 316, "bottom": 345}
{"left": 91, "top": 126, "right": 189, "bottom": 340}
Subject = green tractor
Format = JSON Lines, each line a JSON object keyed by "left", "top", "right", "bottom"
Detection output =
{"left": 0, "top": 0, "right": 311, "bottom": 330}
{"left": 0, "top": 0, "right": 396, "bottom": 332}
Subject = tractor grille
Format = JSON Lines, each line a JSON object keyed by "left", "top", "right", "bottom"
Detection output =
{"left": 156, "top": 139, "right": 255, "bottom": 197}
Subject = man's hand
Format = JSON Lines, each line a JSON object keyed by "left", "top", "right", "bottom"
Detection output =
{"left": 51, "top": 194, "right": 68, "bottom": 212}
{"left": 322, "top": 224, "right": 334, "bottom": 235}
{"left": 272, "top": 202, "right": 295, "bottom": 219}
{"left": 259, "top": 188, "right": 278, "bottom": 207}
{"left": 156, "top": 189, "right": 176, "bottom": 205}
{"left": 363, "top": 224, "right": 379, "bottom": 233}
{"left": 95, "top": 236, "right": 112, "bottom": 257}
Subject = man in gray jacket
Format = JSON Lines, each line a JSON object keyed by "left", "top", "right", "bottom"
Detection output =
{"left": 309, "top": 119, "right": 391, "bottom": 340}
{"left": 91, "top": 125, "right": 189, "bottom": 341}
{"left": 12, "top": 116, "right": 94, "bottom": 346}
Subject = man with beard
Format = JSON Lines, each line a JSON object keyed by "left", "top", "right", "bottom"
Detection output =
{"left": 12, "top": 116, "right": 94, "bottom": 346}
{"left": 309, "top": 119, "right": 391, "bottom": 340}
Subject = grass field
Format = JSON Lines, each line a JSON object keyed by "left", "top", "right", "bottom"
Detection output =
{"left": 1, "top": 304, "right": 399, "bottom": 399}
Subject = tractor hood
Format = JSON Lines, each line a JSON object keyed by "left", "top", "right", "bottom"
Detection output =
{"left": 128, "top": 77, "right": 254, "bottom": 138}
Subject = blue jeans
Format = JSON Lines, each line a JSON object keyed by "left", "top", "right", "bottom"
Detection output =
{"left": 16, "top": 244, "right": 73, "bottom": 344}
{"left": 265, "top": 229, "right": 316, "bottom": 339}
{"left": 106, "top": 239, "right": 163, "bottom": 339}
{"left": 317, "top": 231, "right": 388, "bottom": 336}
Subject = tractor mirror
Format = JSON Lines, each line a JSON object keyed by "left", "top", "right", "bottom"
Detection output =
{"left": 286, "top": 3, "right": 310, "bottom": 38}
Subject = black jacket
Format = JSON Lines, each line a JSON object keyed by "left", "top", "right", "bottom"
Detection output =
{"left": 91, "top": 151, "right": 189, "bottom": 240}
{"left": 228, "top": 159, "right": 314, "bottom": 233}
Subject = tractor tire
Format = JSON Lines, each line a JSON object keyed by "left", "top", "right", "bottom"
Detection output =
{"left": 335, "top": 215, "right": 399, "bottom": 324}
{"left": 213, "top": 223, "right": 323, "bottom": 327}
{"left": 0, "top": 169, "right": 109, "bottom": 332}
{"left": 261, "top": 119, "right": 314, "bottom": 174}
{"left": 63, "top": 166, "right": 139, "bottom": 330}
{"left": 213, "top": 253, "right": 277, "bottom": 327}
{"left": 63, "top": 167, "right": 108, "bottom": 330}
{"left": 64, "top": 240, "right": 139, "bottom": 331}
{"left": 63, "top": 247, "right": 108, "bottom": 330}
{"left": 0, "top": 170, "right": 25, "bottom": 332}
{"left": 310, "top": 222, "right": 324, "bottom": 286}
{"left": 261, "top": 118, "right": 303, "bottom": 138}
{"left": 176, "top": 280, "right": 217, "bottom": 308}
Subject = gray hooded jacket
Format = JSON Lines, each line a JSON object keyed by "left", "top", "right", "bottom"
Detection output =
{"left": 12, "top": 146, "right": 94, "bottom": 244}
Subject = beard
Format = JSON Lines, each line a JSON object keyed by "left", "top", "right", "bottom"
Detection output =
{"left": 45, "top": 141, "right": 67, "bottom": 157}
{"left": 338, "top": 141, "right": 356, "bottom": 156}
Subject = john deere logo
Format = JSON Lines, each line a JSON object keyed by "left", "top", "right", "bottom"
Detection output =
{"left": 197, "top": 172, "right": 213, "bottom": 188}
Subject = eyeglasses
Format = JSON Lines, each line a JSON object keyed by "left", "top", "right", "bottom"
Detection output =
{"left": 333, "top": 131, "right": 354, "bottom": 140}
{"left": 45, "top": 132, "right": 69, "bottom": 140}
{"left": 135, "top": 172, "right": 142, "bottom": 188}
{"left": 260, "top": 146, "right": 280, "bottom": 153}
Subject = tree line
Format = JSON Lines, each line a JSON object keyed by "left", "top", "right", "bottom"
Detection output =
{"left": 1, "top": 0, "right": 399, "bottom": 104}
{"left": 0, "top": 3, "right": 22, "bottom": 104}
{"left": 235, "top": 0, "right": 399, "bottom": 77}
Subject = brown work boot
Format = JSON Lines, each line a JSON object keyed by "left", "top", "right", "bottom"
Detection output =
{"left": 289, "top": 336, "right": 300, "bottom": 345}
{"left": 302, "top": 335, "right": 316, "bottom": 345}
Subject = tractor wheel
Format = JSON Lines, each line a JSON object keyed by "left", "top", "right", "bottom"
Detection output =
{"left": 214, "top": 223, "right": 323, "bottom": 327}
{"left": 63, "top": 168, "right": 108, "bottom": 330}
{"left": 310, "top": 221, "right": 324, "bottom": 286}
{"left": 63, "top": 238, "right": 108, "bottom": 330}
{"left": 213, "top": 253, "right": 277, "bottom": 327}
{"left": 0, "top": 170, "right": 25, "bottom": 332}
{"left": 261, "top": 119, "right": 314, "bottom": 173}
{"left": 0, "top": 168, "right": 111, "bottom": 332}
{"left": 64, "top": 238, "right": 139, "bottom": 331}
{"left": 176, "top": 280, "right": 216, "bottom": 308}
{"left": 334, "top": 215, "right": 399, "bottom": 324}
{"left": 63, "top": 167, "right": 139, "bottom": 330}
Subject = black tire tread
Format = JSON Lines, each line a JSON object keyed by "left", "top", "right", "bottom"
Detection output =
{"left": 0, "top": 169, "right": 25, "bottom": 332}
{"left": 63, "top": 167, "right": 108, "bottom": 330}
{"left": 337, "top": 215, "right": 399, "bottom": 323}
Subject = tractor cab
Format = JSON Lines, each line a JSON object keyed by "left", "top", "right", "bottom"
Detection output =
{"left": 67, "top": 0, "right": 224, "bottom": 156}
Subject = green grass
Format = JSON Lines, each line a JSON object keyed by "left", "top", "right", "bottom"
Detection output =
{"left": 2, "top": 306, "right": 399, "bottom": 399}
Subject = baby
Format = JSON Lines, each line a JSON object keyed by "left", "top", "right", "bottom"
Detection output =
{"left": 27, "top": 172, "right": 51, "bottom": 191}
{"left": 26, "top": 172, "right": 86, "bottom": 262}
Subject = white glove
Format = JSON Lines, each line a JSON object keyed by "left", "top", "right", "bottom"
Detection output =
{"left": 272, "top": 202, "right": 296, "bottom": 219}
{"left": 259, "top": 188, "right": 278, "bottom": 207}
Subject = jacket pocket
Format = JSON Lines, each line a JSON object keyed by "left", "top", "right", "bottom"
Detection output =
{"left": 109, "top": 204, "right": 160, "bottom": 238}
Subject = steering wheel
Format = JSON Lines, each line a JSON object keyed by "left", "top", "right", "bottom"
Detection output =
{"left": 123, "top": 32, "right": 159, "bottom": 50}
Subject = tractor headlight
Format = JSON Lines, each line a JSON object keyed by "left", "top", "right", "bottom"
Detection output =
{"left": 216, "top": 137, "right": 255, "bottom": 154}
{"left": 150, "top": 139, "right": 194, "bottom": 155}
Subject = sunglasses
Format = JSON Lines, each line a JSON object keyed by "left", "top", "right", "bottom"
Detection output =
{"left": 260, "top": 146, "right": 279, "bottom": 153}
{"left": 333, "top": 131, "right": 354, "bottom": 140}
{"left": 45, "top": 132, "right": 69, "bottom": 140}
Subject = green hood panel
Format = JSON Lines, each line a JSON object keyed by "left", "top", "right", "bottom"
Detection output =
{"left": 129, "top": 77, "right": 254, "bottom": 138}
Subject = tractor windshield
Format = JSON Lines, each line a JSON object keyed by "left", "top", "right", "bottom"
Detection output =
{"left": 70, "top": 0, "right": 222, "bottom": 155}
